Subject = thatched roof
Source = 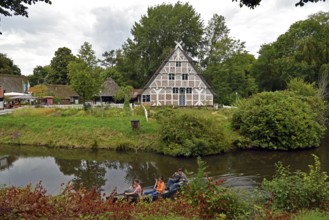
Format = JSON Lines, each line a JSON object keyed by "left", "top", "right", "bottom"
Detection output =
{"left": 45, "top": 84, "right": 79, "bottom": 99}
{"left": 0, "top": 74, "right": 29, "bottom": 94}
{"left": 132, "top": 89, "right": 143, "bottom": 99}
{"left": 100, "top": 78, "right": 119, "bottom": 97}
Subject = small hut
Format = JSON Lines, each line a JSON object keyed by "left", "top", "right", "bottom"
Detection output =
{"left": 96, "top": 78, "right": 120, "bottom": 103}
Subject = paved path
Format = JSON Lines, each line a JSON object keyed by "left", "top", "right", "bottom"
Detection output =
{"left": 0, "top": 109, "right": 15, "bottom": 116}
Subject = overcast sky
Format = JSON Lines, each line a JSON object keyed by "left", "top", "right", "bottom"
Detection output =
{"left": 0, "top": 0, "right": 328, "bottom": 75}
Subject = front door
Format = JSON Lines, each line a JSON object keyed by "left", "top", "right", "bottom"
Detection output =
{"left": 179, "top": 88, "right": 185, "bottom": 106}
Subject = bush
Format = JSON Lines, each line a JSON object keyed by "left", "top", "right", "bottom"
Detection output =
{"left": 262, "top": 155, "right": 329, "bottom": 212}
{"left": 158, "top": 111, "right": 231, "bottom": 156}
{"left": 182, "top": 158, "right": 255, "bottom": 219}
{"left": 232, "top": 91, "right": 326, "bottom": 150}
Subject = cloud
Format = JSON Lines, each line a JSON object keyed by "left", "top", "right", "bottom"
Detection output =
{"left": 0, "top": 0, "right": 328, "bottom": 75}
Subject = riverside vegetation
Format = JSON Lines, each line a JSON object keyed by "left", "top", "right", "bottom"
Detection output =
{"left": 0, "top": 78, "right": 327, "bottom": 157}
{"left": 1, "top": 157, "right": 329, "bottom": 219}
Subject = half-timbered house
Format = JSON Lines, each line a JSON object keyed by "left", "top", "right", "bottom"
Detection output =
{"left": 141, "top": 43, "right": 215, "bottom": 106}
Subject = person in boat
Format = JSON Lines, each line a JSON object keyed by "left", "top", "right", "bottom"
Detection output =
{"left": 124, "top": 179, "right": 142, "bottom": 202}
{"left": 166, "top": 168, "right": 188, "bottom": 190}
{"left": 144, "top": 176, "right": 165, "bottom": 200}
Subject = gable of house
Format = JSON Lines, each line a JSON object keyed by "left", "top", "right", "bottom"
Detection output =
{"left": 141, "top": 45, "right": 214, "bottom": 106}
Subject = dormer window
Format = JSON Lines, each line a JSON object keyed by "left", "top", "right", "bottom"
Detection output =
{"left": 176, "top": 61, "right": 181, "bottom": 67}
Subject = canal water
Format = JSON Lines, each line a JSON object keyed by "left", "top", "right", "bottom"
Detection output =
{"left": 0, "top": 132, "right": 329, "bottom": 195}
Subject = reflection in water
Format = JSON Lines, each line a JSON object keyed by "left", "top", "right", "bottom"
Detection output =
{"left": 55, "top": 159, "right": 106, "bottom": 192}
{"left": 0, "top": 132, "right": 328, "bottom": 195}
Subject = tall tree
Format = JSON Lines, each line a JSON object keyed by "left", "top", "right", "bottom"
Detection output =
{"left": 117, "top": 2, "right": 203, "bottom": 88}
{"left": 252, "top": 12, "right": 329, "bottom": 91}
{"left": 48, "top": 47, "right": 76, "bottom": 85}
{"left": 27, "top": 65, "right": 51, "bottom": 86}
{"left": 201, "top": 14, "right": 255, "bottom": 105}
{"left": 204, "top": 52, "right": 257, "bottom": 104}
{"left": 68, "top": 42, "right": 102, "bottom": 109}
{"left": 0, "top": 53, "right": 21, "bottom": 75}
{"left": 78, "top": 42, "right": 98, "bottom": 68}
{"left": 199, "top": 14, "right": 245, "bottom": 67}
{"left": 100, "top": 50, "right": 117, "bottom": 68}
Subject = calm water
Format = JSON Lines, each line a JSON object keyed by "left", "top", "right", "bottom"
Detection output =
{"left": 1, "top": 132, "right": 329, "bottom": 195}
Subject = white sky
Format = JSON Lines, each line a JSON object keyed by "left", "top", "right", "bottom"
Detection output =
{"left": 0, "top": 0, "right": 328, "bottom": 75}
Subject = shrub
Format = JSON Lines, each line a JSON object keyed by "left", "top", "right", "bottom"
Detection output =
{"left": 158, "top": 111, "right": 231, "bottom": 156}
{"left": 262, "top": 155, "right": 329, "bottom": 212}
{"left": 287, "top": 78, "right": 328, "bottom": 126}
{"left": 232, "top": 91, "right": 326, "bottom": 150}
{"left": 182, "top": 158, "right": 254, "bottom": 219}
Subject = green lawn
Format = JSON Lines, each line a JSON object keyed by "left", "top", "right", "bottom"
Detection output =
{"left": 0, "top": 107, "right": 158, "bottom": 150}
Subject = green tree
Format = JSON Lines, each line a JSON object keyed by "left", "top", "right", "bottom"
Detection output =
{"left": 117, "top": 2, "right": 203, "bottom": 88}
{"left": 204, "top": 52, "right": 257, "bottom": 105}
{"left": 100, "top": 50, "right": 116, "bottom": 68}
{"left": 100, "top": 49, "right": 124, "bottom": 86}
{"left": 115, "top": 85, "right": 133, "bottom": 114}
{"left": 78, "top": 42, "right": 98, "bottom": 68}
{"left": 68, "top": 60, "right": 100, "bottom": 109}
{"left": 68, "top": 42, "right": 102, "bottom": 109}
{"left": 0, "top": 53, "right": 21, "bottom": 75}
{"left": 27, "top": 65, "right": 51, "bottom": 86}
{"left": 29, "top": 84, "right": 50, "bottom": 104}
{"left": 48, "top": 47, "right": 76, "bottom": 85}
{"left": 252, "top": 12, "right": 329, "bottom": 91}
{"left": 200, "top": 14, "right": 245, "bottom": 67}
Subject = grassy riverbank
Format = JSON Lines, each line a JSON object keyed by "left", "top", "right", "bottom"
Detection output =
{"left": 0, "top": 107, "right": 159, "bottom": 151}
{"left": 0, "top": 107, "right": 237, "bottom": 154}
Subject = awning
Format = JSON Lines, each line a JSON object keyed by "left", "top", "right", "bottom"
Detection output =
{"left": 4, "top": 92, "right": 26, "bottom": 97}
{"left": 9, "top": 94, "right": 35, "bottom": 100}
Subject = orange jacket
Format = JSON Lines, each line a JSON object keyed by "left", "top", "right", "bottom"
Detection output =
{"left": 156, "top": 181, "right": 165, "bottom": 194}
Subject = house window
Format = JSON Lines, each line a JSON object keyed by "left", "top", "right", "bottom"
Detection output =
{"left": 186, "top": 88, "right": 192, "bottom": 93}
{"left": 180, "top": 88, "right": 185, "bottom": 93}
{"left": 176, "top": 61, "right": 181, "bottom": 67}
{"left": 182, "top": 74, "right": 188, "bottom": 80}
{"left": 169, "top": 73, "right": 175, "bottom": 80}
{"left": 173, "top": 88, "right": 179, "bottom": 93}
{"left": 142, "top": 95, "right": 150, "bottom": 102}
